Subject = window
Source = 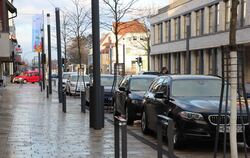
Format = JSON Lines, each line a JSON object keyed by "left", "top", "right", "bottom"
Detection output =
{"left": 157, "top": 23, "right": 163, "bottom": 43}
{"left": 225, "top": 1, "right": 231, "bottom": 30}
{"left": 165, "top": 21, "right": 170, "bottom": 42}
{"left": 174, "top": 17, "right": 180, "bottom": 40}
{"left": 209, "top": 6, "right": 214, "bottom": 33}
{"left": 200, "top": 9, "right": 204, "bottom": 35}
{"left": 196, "top": 11, "right": 201, "bottom": 36}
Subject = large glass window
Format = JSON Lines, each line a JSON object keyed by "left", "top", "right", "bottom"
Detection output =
{"left": 158, "top": 23, "right": 163, "bottom": 43}
{"left": 209, "top": 6, "right": 214, "bottom": 33}
{"left": 184, "top": 15, "right": 190, "bottom": 38}
{"left": 174, "top": 17, "right": 180, "bottom": 40}
{"left": 165, "top": 21, "right": 170, "bottom": 42}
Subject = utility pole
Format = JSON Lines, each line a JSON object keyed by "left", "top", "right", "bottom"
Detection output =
{"left": 227, "top": 0, "right": 239, "bottom": 157}
{"left": 47, "top": 13, "right": 52, "bottom": 94}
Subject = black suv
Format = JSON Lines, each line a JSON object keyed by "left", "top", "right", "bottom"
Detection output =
{"left": 113, "top": 75, "right": 157, "bottom": 125}
{"left": 141, "top": 75, "right": 250, "bottom": 148}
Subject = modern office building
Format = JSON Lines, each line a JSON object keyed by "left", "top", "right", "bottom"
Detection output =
{"left": 150, "top": 0, "right": 250, "bottom": 83}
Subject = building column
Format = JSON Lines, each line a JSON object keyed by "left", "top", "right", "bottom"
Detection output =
{"left": 216, "top": 48, "right": 222, "bottom": 76}
{"left": 203, "top": 49, "right": 210, "bottom": 75}
{"left": 204, "top": 7, "right": 210, "bottom": 34}
{"left": 180, "top": 15, "right": 185, "bottom": 39}
{"left": 180, "top": 52, "right": 185, "bottom": 74}
{"left": 155, "top": 25, "right": 159, "bottom": 44}
{"left": 151, "top": 25, "right": 155, "bottom": 45}
{"left": 191, "top": 11, "right": 196, "bottom": 37}
{"left": 190, "top": 51, "right": 196, "bottom": 74}
{"left": 150, "top": 55, "right": 155, "bottom": 71}
{"left": 171, "top": 53, "right": 176, "bottom": 74}
{"left": 162, "top": 22, "right": 166, "bottom": 43}
{"left": 154, "top": 55, "right": 159, "bottom": 71}
{"left": 245, "top": 0, "right": 250, "bottom": 25}
{"left": 219, "top": 1, "right": 226, "bottom": 31}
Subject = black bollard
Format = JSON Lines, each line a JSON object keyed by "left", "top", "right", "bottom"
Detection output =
{"left": 81, "top": 91, "right": 86, "bottom": 113}
{"left": 114, "top": 116, "right": 127, "bottom": 158}
{"left": 47, "top": 85, "right": 49, "bottom": 98}
{"left": 62, "top": 91, "right": 66, "bottom": 113}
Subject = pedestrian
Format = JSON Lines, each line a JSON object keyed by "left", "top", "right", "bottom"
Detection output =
{"left": 160, "top": 67, "right": 169, "bottom": 75}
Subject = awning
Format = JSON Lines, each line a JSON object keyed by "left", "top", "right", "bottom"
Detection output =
{"left": 6, "top": 0, "right": 17, "bottom": 14}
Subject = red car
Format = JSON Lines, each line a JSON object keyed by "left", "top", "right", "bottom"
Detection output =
{"left": 13, "top": 70, "right": 42, "bottom": 83}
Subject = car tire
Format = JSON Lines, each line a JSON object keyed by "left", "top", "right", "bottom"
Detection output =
{"left": 126, "top": 106, "right": 134, "bottom": 125}
{"left": 173, "top": 124, "right": 185, "bottom": 149}
{"left": 141, "top": 108, "right": 150, "bottom": 134}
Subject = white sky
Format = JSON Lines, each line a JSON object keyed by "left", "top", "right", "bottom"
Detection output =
{"left": 14, "top": 0, "right": 169, "bottom": 61}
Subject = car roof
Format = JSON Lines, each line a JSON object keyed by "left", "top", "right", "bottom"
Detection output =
{"left": 101, "top": 74, "right": 121, "bottom": 77}
{"left": 160, "top": 75, "right": 221, "bottom": 80}
{"left": 127, "top": 75, "right": 158, "bottom": 78}
{"left": 70, "top": 74, "right": 89, "bottom": 77}
{"left": 63, "top": 72, "right": 77, "bottom": 75}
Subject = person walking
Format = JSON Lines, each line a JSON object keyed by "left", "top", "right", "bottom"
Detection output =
{"left": 160, "top": 67, "right": 169, "bottom": 75}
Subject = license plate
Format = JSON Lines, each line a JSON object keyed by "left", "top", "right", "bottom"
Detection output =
{"left": 219, "top": 125, "right": 244, "bottom": 133}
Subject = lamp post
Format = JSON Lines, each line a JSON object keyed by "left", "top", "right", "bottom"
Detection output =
{"left": 47, "top": 13, "right": 52, "bottom": 94}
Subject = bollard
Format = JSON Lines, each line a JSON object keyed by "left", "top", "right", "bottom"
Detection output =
{"left": 62, "top": 91, "right": 66, "bottom": 113}
{"left": 114, "top": 116, "right": 127, "bottom": 158}
{"left": 81, "top": 91, "right": 86, "bottom": 113}
{"left": 47, "top": 85, "right": 49, "bottom": 98}
{"left": 157, "top": 115, "right": 174, "bottom": 158}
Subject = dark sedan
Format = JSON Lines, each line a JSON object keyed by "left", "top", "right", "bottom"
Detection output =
{"left": 141, "top": 75, "right": 250, "bottom": 148}
{"left": 85, "top": 74, "right": 122, "bottom": 106}
{"left": 113, "top": 75, "right": 157, "bottom": 125}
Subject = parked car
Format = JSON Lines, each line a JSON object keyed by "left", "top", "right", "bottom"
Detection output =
{"left": 85, "top": 74, "right": 122, "bottom": 106}
{"left": 65, "top": 74, "right": 90, "bottom": 95}
{"left": 113, "top": 75, "right": 157, "bottom": 125}
{"left": 13, "top": 70, "right": 41, "bottom": 83}
{"left": 141, "top": 75, "right": 250, "bottom": 148}
{"left": 62, "top": 72, "right": 77, "bottom": 90}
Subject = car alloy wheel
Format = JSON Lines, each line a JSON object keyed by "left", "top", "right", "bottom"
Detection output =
{"left": 141, "top": 110, "right": 149, "bottom": 134}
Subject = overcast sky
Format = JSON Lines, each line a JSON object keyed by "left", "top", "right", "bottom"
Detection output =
{"left": 14, "top": 0, "right": 169, "bottom": 61}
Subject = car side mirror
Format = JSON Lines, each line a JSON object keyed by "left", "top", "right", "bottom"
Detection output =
{"left": 119, "top": 87, "right": 126, "bottom": 91}
{"left": 154, "top": 92, "right": 166, "bottom": 99}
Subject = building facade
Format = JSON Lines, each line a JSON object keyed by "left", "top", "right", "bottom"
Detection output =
{"left": 150, "top": 0, "right": 250, "bottom": 83}
{"left": 0, "top": 0, "right": 17, "bottom": 80}
{"left": 100, "top": 20, "right": 149, "bottom": 75}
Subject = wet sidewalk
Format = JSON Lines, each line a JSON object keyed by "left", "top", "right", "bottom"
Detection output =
{"left": 0, "top": 84, "right": 159, "bottom": 158}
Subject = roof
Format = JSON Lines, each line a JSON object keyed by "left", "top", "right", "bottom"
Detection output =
{"left": 113, "top": 20, "right": 147, "bottom": 36}
{"left": 160, "top": 75, "right": 221, "bottom": 80}
{"left": 127, "top": 75, "right": 158, "bottom": 78}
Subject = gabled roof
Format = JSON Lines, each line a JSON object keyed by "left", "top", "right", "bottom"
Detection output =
{"left": 113, "top": 20, "right": 146, "bottom": 36}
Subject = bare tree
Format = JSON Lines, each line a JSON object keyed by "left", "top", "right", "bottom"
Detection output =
{"left": 61, "top": 13, "right": 71, "bottom": 71}
{"left": 67, "top": 0, "right": 91, "bottom": 69}
{"left": 102, "top": 0, "right": 138, "bottom": 75}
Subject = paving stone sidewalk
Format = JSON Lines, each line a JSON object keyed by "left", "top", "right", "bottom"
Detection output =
{"left": 0, "top": 84, "right": 160, "bottom": 158}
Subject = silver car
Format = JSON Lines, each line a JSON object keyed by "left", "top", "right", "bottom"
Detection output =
{"left": 65, "top": 74, "right": 90, "bottom": 95}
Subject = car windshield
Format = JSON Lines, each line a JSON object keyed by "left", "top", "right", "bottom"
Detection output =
{"left": 172, "top": 79, "right": 223, "bottom": 97}
{"left": 63, "top": 74, "right": 70, "bottom": 79}
{"left": 101, "top": 76, "right": 122, "bottom": 86}
{"left": 71, "top": 75, "right": 90, "bottom": 82}
{"left": 130, "top": 78, "right": 154, "bottom": 91}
